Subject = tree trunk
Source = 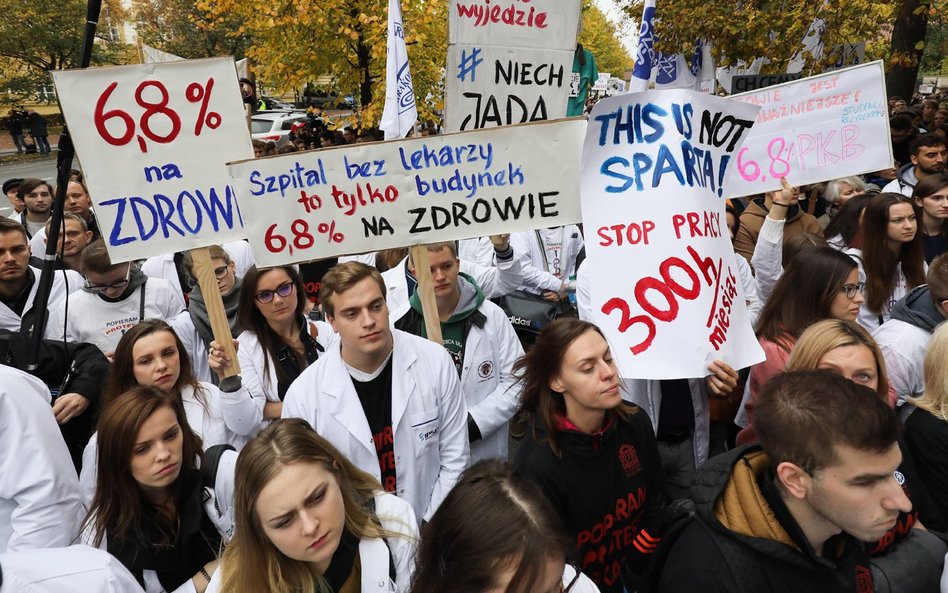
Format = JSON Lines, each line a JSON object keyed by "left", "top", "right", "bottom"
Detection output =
{"left": 886, "top": 0, "right": 929, "bottom": 101}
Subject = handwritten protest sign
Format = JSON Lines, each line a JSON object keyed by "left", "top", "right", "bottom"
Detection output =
{"left": 581, "top": 90, "right": 765, "bottom": 378}
{"left": 447, "top": 0, "right": 580, "bottom": 51}
{"left": 725, "top": 61, "right": 891, "bottom": 198}
{"left": 52, "top": 58, "right": 252, "bottom": 263}
{"left": 444, "top": 0, "right": 580, "bottom": 132}
{"left": 444, "top": 45, "right": 574, "bottom": 132}
{"left": 228, "top": 118, "right": 586, "bottom": 267}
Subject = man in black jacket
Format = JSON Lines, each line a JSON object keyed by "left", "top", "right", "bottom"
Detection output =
{"left": 658, "top": 371, "right": 911, "bottom": 593}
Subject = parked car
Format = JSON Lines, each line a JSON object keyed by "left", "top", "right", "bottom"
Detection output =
{"left": 250, "top": 110, "right": 309, "bottom": 146}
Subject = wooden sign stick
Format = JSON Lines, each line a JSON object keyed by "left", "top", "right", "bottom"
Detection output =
{"left": 189, "top": 247, "right": 241, "bottom": 377}
{"left": 410, "top": 245, "right": 444, "bottom": 345}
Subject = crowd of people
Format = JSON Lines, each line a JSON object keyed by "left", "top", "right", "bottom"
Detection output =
{"left": 1, "top": 92, "right": 948, "bottom": 593}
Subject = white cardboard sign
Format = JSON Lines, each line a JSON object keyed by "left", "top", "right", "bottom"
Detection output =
{"left": 447, "top": 0, "right": 581, "bottom": 51}
{"left": 52, "top": 58, "right": 253, "bottom": 263}
{"left": 725, "top": 60, "right": 892, "bottom": 198}
{"left": 444, "top": 44, "right": 573, "bottom": 132}
{"left": 581, "top": 90, "right": 765, "bottom": 378}
{"left": 228, "top": 119, "right": 586, "bottom": 267}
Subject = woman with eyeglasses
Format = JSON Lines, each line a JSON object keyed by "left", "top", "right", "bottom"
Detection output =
{"left": 209, "top": 266, "right": 333, "bottom": 439}
{"left": 912, "top": 172, "right": 948, "bottom": 263}
{"left": 736, "top": 246, "right": 865, "bottom": 445}
{"left": 851, "top": 192, "right": 926, "bottom": 331}
{"left": 410, "top": 459, "right": 600, "bottom": 593}
{"left": 207, "top": 418, "right": 418, "bottom": 593}
{"left": 171, "top": 245, "right": 242, "bottom": 383}
{"left": 79, "top": 318, "right": 247, "bottom": 507}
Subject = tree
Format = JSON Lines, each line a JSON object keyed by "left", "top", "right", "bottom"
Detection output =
{"left": 0, "top": 0, "right": 128, "bottom": 104}
{"left": 579, "top": 2, "right": 634, "bottom": 78}
{"left": 887, "top": 0, "right": 936, "bottom": 100}
{"left": 198, "top": 0, "right": 446, "bottom": 129}
{"left": 135, "top": 0, "right": 252, "bottom": 61}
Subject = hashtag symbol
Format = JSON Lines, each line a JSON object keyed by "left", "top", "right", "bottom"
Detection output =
{"left": 456, "top": 47, "right": 483, "bottom": 82}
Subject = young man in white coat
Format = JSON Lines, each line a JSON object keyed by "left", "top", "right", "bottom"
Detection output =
{"left": 0, "top": 364, "right": 81, "bottom": 553}
{"left": 394, "top": 242, "right": 523, "bottom": 463}
{"left": 282, "top": 262, "right": 470, "bottom": 524}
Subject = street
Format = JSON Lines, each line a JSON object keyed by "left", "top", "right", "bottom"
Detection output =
{"left": 0, "top": 154, "right": 77, "bottom": 184}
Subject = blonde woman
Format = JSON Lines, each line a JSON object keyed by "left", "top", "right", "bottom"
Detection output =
{"left": 905, "top": 323, "right": 948, "bottom": 531}
{"left": 209, "top": 418, "right": 417, "bottom": 593}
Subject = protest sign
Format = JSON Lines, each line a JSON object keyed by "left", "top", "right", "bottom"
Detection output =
{"left": 581, "top": 90, "right": 765, "bottom": 378}
{"left": 228, "top": 118, "right": 586, "bottom": 267}
{"left": 447, "top": 0, "right": 580, "bottom": 51}
{"left": 725, "top": 61, "right": 891, "bottom": 198}
{"left": 593, "top": 73, "right": 611, "bottom": 91}
{"left": 444, "top": 45, "right": 573, "bottom": 132}
{"left": 52, "top": 58, "right": 253, "bottom": 263}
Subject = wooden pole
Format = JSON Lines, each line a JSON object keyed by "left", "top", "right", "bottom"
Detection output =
{"left": 189, "top": 247, "right": 241, "bottom": 377}
{"left": 409, "top": 245, "right": 443, "bottom": 345}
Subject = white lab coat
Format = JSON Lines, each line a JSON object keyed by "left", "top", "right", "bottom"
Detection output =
{"left": 0, "top": 545, "right": 145, "bottom": 593}
{"left": 0, "top": 365, "right": 81, "bottom": 553}
{"left": 282, "top": 330, "right": 470, "bottom": 523}
{"left": 509, "top": 226, "right": 584, "bottom": 293}
{"left": 0, "top": 266, "right": 78, "bottom": 334}
{"left": 79, "top": 382, "right": 241, "bottom": 511}
{"left": 224, "top": 320, "right": 335, "bottom": 437}
{"left": 205, "top": 491, "right": 418, "bottom": 593}
{"left": 620, "top": 378, "right": 711, "bottom": 467}
{"left": 47, "top": 278, "right": 186, "bottom": 354}
{"left": 381, "top": 255, "right": 523, "bottom": 315}
{"left": 458, "top": 237, "right": 497, "bottom": 267}
{"left": 393, "top": 290, "right": 523, "bottom": 463}
{"left": 170, "top": 312, "right": 212, "bottom": 383}
{"left": 80, "top": 450, "right": 237, "bottom": 593}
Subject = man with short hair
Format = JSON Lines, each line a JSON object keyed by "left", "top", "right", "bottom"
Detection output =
{"left": 15, "top": 179, "right": 52, "bottom": 239}
{"left": 0, "top": 218, "right": 74, "bottom": 334}
{"left": 394, "top": 242, "right": 524, "bottom": 462}
{"left": 2, "top": 178, "right": 24, "bottom": 218}
{"left": 873, "top": 253, "right": 948, "bottom": 408}
{"left": 658, "top": 371, "right": 912, "bottom": 593}
{"left": 282, "top": 262, "right": 469, "bottom": 523}
{"left": 883, "top": 133, "right": 947, "bottom": 196}
{"left": 922, "top": 98, "right": 940, "bottom": 130}
{"left": 46, "top": 240, "right": 185, "bottom": 355}
{"left": 39, "top": 213, "right": 92, "bottom": 274}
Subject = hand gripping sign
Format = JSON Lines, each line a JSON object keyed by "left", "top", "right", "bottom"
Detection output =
{"left": 52, "top": 58, "right": 253, "bottom": 263}
{"left": 227, "top": 118, "right": 586, "bottom": 267}
{"left": 581, "top": 90, "right": 765, "bottom": 379}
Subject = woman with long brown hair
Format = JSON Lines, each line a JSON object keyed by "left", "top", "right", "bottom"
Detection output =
{"left": 208, "top": 418, "right": 417, "bottom": 593}
{"left": 80, "top": 386, "right": 230, "bottom": 593}
{"left": 853, "top": 192, "right": 926, "bottom": 330}
{"left": 512, "top": 318, "right": 665, "bottom": 593}
{"left": 912, "top": 172, "right": 948, "bottom": 263}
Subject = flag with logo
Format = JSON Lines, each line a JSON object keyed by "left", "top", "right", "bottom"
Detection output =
{"left": 628, "top": 0, "right": 656, "bottom": 92}
{"left": 380, "top": 0, "right": 418, "bottom": 139}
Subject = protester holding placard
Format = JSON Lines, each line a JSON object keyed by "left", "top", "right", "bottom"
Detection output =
{"left": 509, "top": 226, "right": 584, "bottom": 300}
{"left": 210, "top": 265, "right": 333, "bottom": 436}
{"left": 394, "top": 242, "right": 524, "bottom": 463}
{"left": 733, "top": 184, "right": 822, "bottom": 265}
{"left": 513, "top": 318, "right": 668, "bottom": 593}
{"left": 141, "top": 240, "right": 254, "bottom": 302}
{"left": 850, "top": 193, "right": 926, "bottom": 331}
{"left": 911, "top": 172, "right": 948, "bottom": 262}
{"left": 282, "top": 262, "right": 470, "bottom": 525}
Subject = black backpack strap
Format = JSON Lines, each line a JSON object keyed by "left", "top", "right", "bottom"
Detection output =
{"left": 138, "top": 282, "right": 146, "bottom": 322}
{"left": 202, "top": 444, "right": 236, "bottom": 488}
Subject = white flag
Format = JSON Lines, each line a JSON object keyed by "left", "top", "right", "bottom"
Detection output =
{"left": 141, "top": 44, "right": 184, "bottom": 63}
{"left": 379, "top": 0, "right": 417, "bottom": 139}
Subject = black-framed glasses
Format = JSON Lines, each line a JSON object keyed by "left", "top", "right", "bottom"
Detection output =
{"left": 841, "top": 282, "right": 865, "bottom": 299}
{"left": 85, "top": 262, "right": 131, "bottom": 293}
{"left": 255, "top": 281, "right": 295, "bottom": 304}
{"left": 213, "top": 265, "right": 230, "bottom": 279}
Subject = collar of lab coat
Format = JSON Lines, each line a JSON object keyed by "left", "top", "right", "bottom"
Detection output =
{"left": 321, "top": 329, "right": 418, "bottom": 438}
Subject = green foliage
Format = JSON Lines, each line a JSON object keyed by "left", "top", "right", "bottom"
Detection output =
{"left": 579, "top": 2, "right": 634, "bottom": 78}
